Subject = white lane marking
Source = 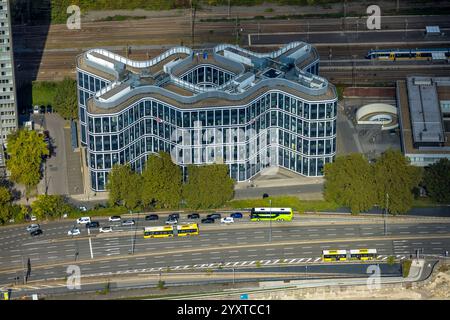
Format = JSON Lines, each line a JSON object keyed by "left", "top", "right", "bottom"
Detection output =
{"left": 89, "top": 237, "right": 94, "bottom": 259}
{"left": 273, "top": 259, "right": 280, "bottom": 264}
{"left": 305, "top": 258, "right": 312, "bottom": 262}
{"left": 314, "top": 257, "right": 321, "bottom": 262}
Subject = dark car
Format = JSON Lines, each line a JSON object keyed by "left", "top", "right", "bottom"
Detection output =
{"left": 201, "top": 218, "right": 215, "bottom": 224}
{"left": 187, "top": 213, "right": 200, "bottom": 219}
{"left": 30, "top": 229, "right": 43, "bottom": 237}
{"left": 86, "top": 221, "right": 100, "bottom": 228}
{"left": 169, "top": 213, "right": 180, "bottom": 220}
{"left": 230, "top": 212, "right": 243, "bottom": 219}
{"left": 207, "top": 213, "right": 221, "bottom": 220}
{"left": 145, "top": 214, "right": 159, "bottom": 221}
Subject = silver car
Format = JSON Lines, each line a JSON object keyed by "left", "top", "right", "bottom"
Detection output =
{"left": 26, "top": 224, "right": 40, "bottom": 232}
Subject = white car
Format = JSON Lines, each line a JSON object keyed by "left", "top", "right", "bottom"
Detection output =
{"left": 99, "top": 226, "right": 113, "bottom": 233}
{"left": 108, "top": 216, "right": 121, "bottom": 222}
{"left": 26, "top": 224, "right": 40, "bottom": 232}
{"left": 68, "top": 228, "right": 81, "bottom": 236}
{"left": 30, "top": 215, "right": 37, "bottom": 221}
{"left": 121, "top": 219, "right": 135, "bottom": 226}
{"left": 165, "top": 219, "right": 178, "bottom": 225}
{"left": 220, "top": 217, "right": 234, "bottom": 224}
{"left": 79, "top": 206, "right": 87, "bottom": 212}
{"left": 76, "top": 217, "right": 91, "bottom": 224}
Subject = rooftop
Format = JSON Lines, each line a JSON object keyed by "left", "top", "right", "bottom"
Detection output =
{"left": 77, "top": 42, "right": 332, "bottom": 114}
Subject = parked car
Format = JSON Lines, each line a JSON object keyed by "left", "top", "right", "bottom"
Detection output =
{"left": 201, "top": 218, "right": 215, "bottom": 224}
{"left": 77, "top": 217, "right": 91, "bottom": 224}
{"left": 165, "top": 218, "right": 178, "bottom": 225}
{"left": 207, "top": 213, "right": 221, "bottom": 220}
{"left": 79, "top": 206, "right": 88, "bottom": 212}
{"left": 86, "top": 221, "right": 100, "bottom": 229}
{"left": 145, "top": 214, "right": 159, "bottom": 221}
{"left": 68, "top": 228, "right": 80, "bottom": 236}
{"left": 122, "top": 219, "right": 135, "bottom": 226}
{"left": 169, "top": 213, "right": 180, "bottom": 220}
{"left": 221, "top": 217, "right": 234, "bottom": 224}
{"left": 230, "top": 212, "right": 243, "bottom": 219}
{"left": 30, "top": 229, "right": 43, "bottom": 237}
{"left": 108, "top": 216, "right": 121, "bottom": 222}
{"left": 99, "top": 226, "right": 113, "bottom": 233}
{"left": 187, "top": 213, "right": 200, "bottom": 219}
{"left": 30, "top": 215, "right": 37, "bottom": 221}
{"left": 26, "top": 224, "right": 40, "bottom": 232}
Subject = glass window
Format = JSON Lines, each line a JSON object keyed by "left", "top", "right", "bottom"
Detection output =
{"left": 183, "top": 112, "right": 190, "bottom": 127}
{"left": 102, "top": 117, "right": 110, "bottom": 133}
{"left": 304, "top": 103, "right": 310, "bottom": 119}
{"left": 94, "top": 118, "right": 101, "bottom": 133}
{"left": 311, "top": 104, "right": 318, "bottom": 120}
{"left": 215, "top": 109, "right": 222, "bottom": 126}
{"left": 231, "top": 109, "right": 238, "bottom": 125}
{"left": 103, "top": 136, "right": 111, "bottom": 151}
{"left": 110, "top": 117, "right": 118, "bottom": 132}
{"left": 207, "top": 111, "right": 214, "bottom": 126}
{"left": 239, "top": 108, "right": 245, "bottom": 124}
{"left": 104, "top": 154, "right": 111, "bottom": 169}
{"left": 112, "top": 135, "right": 118, "bottom": 150}
{"left": 223, "top": 109, "right": 230, "bottom": 125}
{"left": 199, "top": 111, "right": 206, "bottom": 126}
{"left": 95, "top": 136, "right": 102, "bottom": 151}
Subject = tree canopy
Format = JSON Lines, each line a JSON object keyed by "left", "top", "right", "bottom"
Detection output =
{"left": 53, "top": 77, "right": 78, "bottom": 120}
{"left": 106, "top": 164, "right": 142, "bottom": 209}
{"left": 6, "top": 129, "right": 49, "bottom": 196}
{"left": 373, "top": 149, "right": 422, "bottom": 214}
{"left": 324, "top": 153, "right": 376, "bottom": 214}
{"left": 30, "top": 195, "right": 73, "bottom": 220}
{"left": 183, "top": 163, "right": 235, "bottom": 209}
{"left": 141, "top": 152, "right": 182, "bottom": 209}
{"left": 422, "top": 158, "right": 450, "bottom": 203}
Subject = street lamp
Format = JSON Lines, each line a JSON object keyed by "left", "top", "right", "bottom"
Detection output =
{"left": 384, "top": 193, "right": 389, "bottom": 236}
{"left": 269, "top": 199, "right": 272, "bottom": 242}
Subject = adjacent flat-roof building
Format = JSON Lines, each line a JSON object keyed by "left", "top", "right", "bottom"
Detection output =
{"left": 76, "top": 42, "right": 337, "bottom": 191}
{"left": 0, "top": 0, "right": 18, "bottom": 159}
{"left": 397, "top": 76, "right": 450, "bottom": 166}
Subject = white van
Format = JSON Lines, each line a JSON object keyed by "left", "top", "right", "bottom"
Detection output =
{"left": 76, "top": 217, "right": 91, "bottom": 224}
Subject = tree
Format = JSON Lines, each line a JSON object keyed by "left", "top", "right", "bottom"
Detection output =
{"left": 183, "top": 164, "right": 235, "bottom": 209}
{"left": 0, "top": 186, "right": 12, "bottom": 224}
{"left": 423, "top": 158, "right": 450, "bottom": 203}
{"left": 53, "top": 77, "right": 78, "bottom": 120}
{"left": 141, "top": 152, "right": 182, "bottom": 209}
{"left": 374, "top": 149, "right": 422, "bottom": 215}
{"left": 106, "top": 164, "right": 142, "bottom": 209}
{"left": 31, "top": 195, "right": 72, "bottom": 220}
{"left": 323, "top": 153, "right": 376, "bottom": 214}
{"left": 6, "top": 129, "right": 49, "bottom": 197}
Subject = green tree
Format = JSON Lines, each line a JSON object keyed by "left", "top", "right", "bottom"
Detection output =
{"left": 0, "top": 186, "right": 12, "bottom": 224}
{"left": 53, "top": 77, "right": 78, "bottom": 120}
{"left": 31, "top": 195, "right": 72, "bottom": 220}
{"left": 374, "top": 150, "right": 422, "bottom": 215}
{"left": 106, "top": 164, "right": 142, "bottom": 209}
{"left": 183, "top": 164, "right": 235, "bottom": 209}
{"left": 6, "top": 129, "right": 49, "bottom": 197}
{"left": 423, "top": 158, "right": 450, "bottom": 203}
{"left": 323, "top": 153, "right": 376, "bottom": 214}
{"left": 141, "top": 152, "right": 182, "bottom": 209}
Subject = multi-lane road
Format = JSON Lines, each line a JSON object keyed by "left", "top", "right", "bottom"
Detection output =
{"left": 1, "top": 213, "right": 449, "bottom": 293}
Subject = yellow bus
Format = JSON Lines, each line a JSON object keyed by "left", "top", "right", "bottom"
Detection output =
{"left": 250, "top": 207, "right": 293, "bottom": 221}
{"left": 143, "top": 223, "right": 199, "bottom": 239}
{"left": 349, "top": 249, "right": 377, "bottom": 261}
{"left": 322, "top": 249, "right": 347, "bottom": 262}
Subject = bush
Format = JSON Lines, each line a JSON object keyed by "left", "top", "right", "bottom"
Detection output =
{"left": 157, "top": 280, "right": 166, "bottom": 290}
{"left": 387, "top": 256, "right": 396, "bottom": 265}
{"left": 402, "top": 260, "right": 412, "bottom": 278}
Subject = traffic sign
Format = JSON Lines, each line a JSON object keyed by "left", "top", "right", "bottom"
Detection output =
{"left": 240, "top": 293, "right": 248, "bottom": 300}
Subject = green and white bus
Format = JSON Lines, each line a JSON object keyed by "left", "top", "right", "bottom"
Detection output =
{"left": 250, "top": 207, "right": 293, "bottom": 221}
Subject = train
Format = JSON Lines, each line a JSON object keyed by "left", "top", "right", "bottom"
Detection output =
{"left": 365, "top": 48, "right": 450, "bottom": 60}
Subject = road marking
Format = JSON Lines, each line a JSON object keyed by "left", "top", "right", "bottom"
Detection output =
{"left": 305, "top": 258, "right": 312, "bottom": 262}
{"left": 314, "top": 257, "right": 321, "bottom": 262}
{"left": 273, "top": 259, "right": 280, "bottom": 264}
{"left": 264, "top": 260, "right": 271, "bottom": 265}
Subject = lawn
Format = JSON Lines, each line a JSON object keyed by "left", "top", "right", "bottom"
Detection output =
{"left": 32, "top": 81, "right": 58, "bottom": 107}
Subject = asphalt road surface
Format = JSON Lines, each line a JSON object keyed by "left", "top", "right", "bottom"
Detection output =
{"left": 0, "top": 214, "right": 449, "bottom": 293}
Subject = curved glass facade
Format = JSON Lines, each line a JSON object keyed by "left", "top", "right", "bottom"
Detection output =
{"left": 77, "top": 43, "right": 336, "bottom": 191}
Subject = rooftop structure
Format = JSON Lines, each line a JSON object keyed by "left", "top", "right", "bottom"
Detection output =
{"left": 397, "top": 76, "right": 450, "bottom": 166}
{"left": 76, "top": 42, "right": 337, "bottom": 191}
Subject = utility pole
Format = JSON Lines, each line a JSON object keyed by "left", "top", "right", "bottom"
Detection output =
{"left": 404, "top": 18, "right": 408, "bottom": 40}
{"left": 228, "top": 0, "right": 231, "bottom": 18}
{"left": 269, "top": 199, "right": 272, "bottom": 242}
{"left": 384, "top": 192, "right": 389, "bottom": 236}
